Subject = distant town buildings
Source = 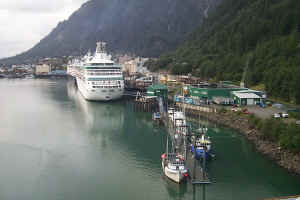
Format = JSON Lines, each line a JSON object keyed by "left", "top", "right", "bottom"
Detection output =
{"left": 118, "top": 54, "right": 132, "bottom": 65}
{"left": 0, "top": 57, "right": 68, "bottom": 78}
{"left": 35, "top": 64, "right": 51, "bottom": 75}
{"left": 122, "top": 57, "right": 150, "bottom": 75}
{"left": 11, "top": 64, "right": 34, "bottom": 74}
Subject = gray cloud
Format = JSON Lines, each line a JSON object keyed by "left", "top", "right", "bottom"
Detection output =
{"left": 0, "top": 0, "right": 89, "bottom": 59}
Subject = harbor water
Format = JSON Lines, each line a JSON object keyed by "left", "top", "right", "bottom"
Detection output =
{"left": 0, "top": 79, "right": 299, "bottom": 200}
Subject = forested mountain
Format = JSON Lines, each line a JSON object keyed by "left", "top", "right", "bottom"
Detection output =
{"left": 148, "top": 0, "right": 300, "bottom": 104}
{"left": 0, "top": 0, "right": 221, "bottom": 64}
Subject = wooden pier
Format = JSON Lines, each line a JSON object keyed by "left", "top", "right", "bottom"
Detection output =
{"left": 127, "top": 94, "right": 159, "bottom": 113}
{"left": 128, "top": 94, "right": 213, "bottom": 185}
{"left": 175, "top": 102, "right": 217, "bottom": 114}
{"left": 186, "top": 151, "right": 211, "bottom": 184}
{"left": 165, "top": 111, "right": 211, "bottom": 185}
{"left": 133, "top": 100, "right": 159, "bottom": 112}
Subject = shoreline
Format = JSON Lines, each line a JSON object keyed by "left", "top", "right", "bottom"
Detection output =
{"left": 185, "top": 110, "right": 300, "bottom": 175}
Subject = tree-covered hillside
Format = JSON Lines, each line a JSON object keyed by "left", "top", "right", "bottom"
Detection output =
{"left": 0, "top": 0, "right": 221, "bottom": 64}
{"left": 147, "top": 0, "right": 300, "bottom": 104}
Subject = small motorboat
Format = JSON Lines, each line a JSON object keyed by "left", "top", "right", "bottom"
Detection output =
{"left": 152, "top": 112, "right": 162, "bottom": 126}
{"left": 152, "top": 112, "right": 161, "bottom": 120}
{"left": 191, "top": 134, "right": 212, "bottom": 159}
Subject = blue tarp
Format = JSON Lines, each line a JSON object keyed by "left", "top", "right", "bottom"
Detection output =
{"left": 184, "top": 97, "right": 193, "bottom": 104}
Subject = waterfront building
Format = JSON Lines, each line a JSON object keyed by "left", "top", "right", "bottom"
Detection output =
{"left": 118, "top": 54, "right": 132, "bottom": 65}
{"left": 187, "top": 86, "right": 265, "bottom": 106}
{"left": 123, "top": 57, "right": 149, "bottom": 75}
{"left": 135, "top": 76, "right": 154, "bottom": 88}
{"left": 231, "top": 90, "right": 265, "bottom": 106}
{"left": 146, "top": 84, "right": 168, "bottom": 100}
{"left": 35, "top": 64, "right": 51, "bottom": 75}
{"left": 123, "top": 60, "right": 137, "bottom": 75}
{"left": 10, "top": 65, "right": 31, "bottom": 74}
{"left": 231, "top": 92, "right": 262, "bottom": 106}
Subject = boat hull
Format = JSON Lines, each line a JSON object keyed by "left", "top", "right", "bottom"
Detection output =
{"left": 77, "top": 77, "right": 124, "bottom": 101}
{"left": 162, "top": 162, "right": 187, "bottom": 183}
{"left": 191, "top": 146, "right": 211, "bottom": 159}
{"left": 164, "top": 167, "right": 186, "bottom": 183}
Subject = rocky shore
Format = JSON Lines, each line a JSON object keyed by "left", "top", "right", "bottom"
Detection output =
{"left": 187, "top": 110, "right": 300, "bottom": 175}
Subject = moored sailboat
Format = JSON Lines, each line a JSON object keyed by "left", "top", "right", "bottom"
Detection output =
{"left": 161, "top": 153, "right": 188, "bottom": 183}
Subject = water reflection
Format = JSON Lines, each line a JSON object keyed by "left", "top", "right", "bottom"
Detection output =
{"left": 67, "top": 80, "right": 165, "bottom": 171}
{"left": 163, "top": 177, "right": 188, "bottom": 199}
{"left": 1, "top": 79, "right": 299, "bottom": 200}
{"left": 67, "top": 80, "right": 124, "bottom": 131}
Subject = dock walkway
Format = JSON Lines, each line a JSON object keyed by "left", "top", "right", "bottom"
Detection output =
{"left": 155, "top": 96, "right": 212, "bottom": 185}
{"left": 186, "top": 151, "right": 211, "bottom": 184}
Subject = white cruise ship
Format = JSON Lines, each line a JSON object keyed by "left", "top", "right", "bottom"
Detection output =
{"left": 68, "top": 42, "right": 124, "bottom": 101}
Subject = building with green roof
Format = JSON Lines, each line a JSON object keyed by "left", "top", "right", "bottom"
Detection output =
{"left": 146, "top": 84, "right": 168, "bottom": 100}
{"left": 188, "top": 86, "right": 248, "bottom": 100}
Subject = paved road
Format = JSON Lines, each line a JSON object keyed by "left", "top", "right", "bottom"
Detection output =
{"left": 246, "top": 106, "right": 287, "bottom": 119}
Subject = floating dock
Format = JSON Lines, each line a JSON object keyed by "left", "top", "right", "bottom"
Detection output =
{"left": 186, "top": 148, "right": 211, "bottom": 184}
{"left": 129, "top": 95, "right": 213, "bottom": 185}
{"left": 165, "top": 109, "right": 211, "bottom": 184}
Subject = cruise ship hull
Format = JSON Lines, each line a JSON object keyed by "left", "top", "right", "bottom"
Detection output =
{"left": 76, "top": 77, "right": 123, "bottom": 101}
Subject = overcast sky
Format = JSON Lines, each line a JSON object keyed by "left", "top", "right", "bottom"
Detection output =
{"left": 0, "top": 0, "right": 89, "bottom": 59}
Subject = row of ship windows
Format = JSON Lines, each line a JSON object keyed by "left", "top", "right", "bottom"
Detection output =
{"left": 91, "top": 81, "right": 122, "bottom": 84}
{"left": 87, "top": 72, "right": 122, "bottom": 76}
{"left": 91, "top": 63, "right": 114, "bottom": 66}
{"left": 88, "top": 70, "right": 121, "bottom": 73}
{"left": 91, "top": 89, "right": 123, "bottom": 92}
{"left": 92, "top": 86, "right": 122, "bottom": 88}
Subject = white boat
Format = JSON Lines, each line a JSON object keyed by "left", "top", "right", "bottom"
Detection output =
{"left": 161, "top": 153, "right": 188, "bottom": 183}
{"left": 168, "top": 108, "right": 175, "bottom": 117}
{"left": 168, "top": 109, "right": 187, "bottom": 135}
{"left": 67, "top": 42, "right": 124, "bottom": 101}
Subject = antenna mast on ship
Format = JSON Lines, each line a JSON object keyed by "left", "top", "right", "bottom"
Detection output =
{"left": 96, "top": 42, "right": 107, "bottom": 54}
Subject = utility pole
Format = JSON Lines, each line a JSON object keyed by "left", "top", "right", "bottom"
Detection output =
{"left": 240, "top": 53, "right": 252, "bottom": 88}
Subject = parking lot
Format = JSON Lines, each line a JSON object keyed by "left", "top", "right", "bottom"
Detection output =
{"left": 246, "top": 106, "right": 284, "bottom": 119}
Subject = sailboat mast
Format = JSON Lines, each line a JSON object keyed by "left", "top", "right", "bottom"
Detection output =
{"left": 166, "top": 135, "right": 169, "bottom": 159}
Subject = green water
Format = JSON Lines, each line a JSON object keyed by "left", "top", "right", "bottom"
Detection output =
{"left": 0, "top": 79, "right": 299, "bottom": 200}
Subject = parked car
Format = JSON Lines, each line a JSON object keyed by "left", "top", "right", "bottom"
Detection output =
{"left": 282, "top": 113, "right": 289, "bottom": 118}
{"left": 272, "top": 103, "right": 284, "bottom": 109}
{"left": 258, "top": 102, "right": 266, "bottom": 108}
{"left": 274, "top": 113, "right": 281, "bottom": 118}
{"left": 231, "top": 107, "right": 241, "bottom": 112}
{"left": 296, "top": 120, "right": 300, "bottom": 125}
{"left": 265, "top": 101, "right": 273, "bottom": 107}
{"left": 242, "top": 108, "right": 249, "bottom": 114}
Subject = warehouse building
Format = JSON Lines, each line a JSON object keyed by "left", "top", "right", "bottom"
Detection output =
{"left": 188, "top": 87, "right": 248, "bottom": 100}
{"left": 232, "top": 91, "right": 262, "bottom": 106}
{"left": 231, "top": 89, "right": 266, "bottom": 98}
{"left": 187, "top": 86, "right": 265, "bottom": 106}
{"left": 35, "top": 64, "right": 51, "bottom": 75}
{"left": 146, "top": 84, "right": 168, "bottom": 100}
